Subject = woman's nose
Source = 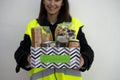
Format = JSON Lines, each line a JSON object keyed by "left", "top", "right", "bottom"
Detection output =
{"left": 50, "top": 0, "right": 55, "bottom": 6}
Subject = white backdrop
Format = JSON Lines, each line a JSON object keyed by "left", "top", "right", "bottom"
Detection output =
{"left": 0, "top": 0, "right": 120, "bottom": 80}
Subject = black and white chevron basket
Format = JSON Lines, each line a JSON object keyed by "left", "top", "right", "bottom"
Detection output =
{"left": 30, "top": 47, "right": 80, "bottom": 69}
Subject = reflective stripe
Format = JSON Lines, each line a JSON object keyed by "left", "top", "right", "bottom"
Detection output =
{"left": 55, "top": 69, "right": 81, "bottom": 76}
{"left": 30, "top": 69, "right": 54, "bottom": 80}
{"left": 30, "top": 69, "right": 81, "bottom": 80}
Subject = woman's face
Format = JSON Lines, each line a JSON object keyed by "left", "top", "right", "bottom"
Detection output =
{"left": 44, "top": 0, "right": 63, "bottom": 15}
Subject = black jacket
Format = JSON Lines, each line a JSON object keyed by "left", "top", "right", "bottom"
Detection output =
{"left": 14, "top": 19, "right": 94, "bottom": 73}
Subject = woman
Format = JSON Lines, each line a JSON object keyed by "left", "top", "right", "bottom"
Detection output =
{"left": 14, "top": 0, "right": 94, "bottom": 80}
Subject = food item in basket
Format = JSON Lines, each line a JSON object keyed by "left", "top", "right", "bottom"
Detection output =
{"left": 42, "top": 26, "right": 53, "bottom": 42}
{"left": 31, "top": 27, "right": 42, "bottom": 47}
{"left": 42, "top": 41, "right": 55, "bottom": 47}
{"left": 56, "top": 35, "right": 68, "bottom": 47}
{"left": 68, "top": 30, "right": 76, "bottom": 39}
{"left": 68, "top": 39, "right": 80, "bottom": 47}
{"left": 55, "top": 26, "right": 63, "bottom": 37}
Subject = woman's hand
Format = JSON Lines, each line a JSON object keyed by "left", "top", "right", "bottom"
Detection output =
{"left": 27, "top": 55, "right": 31, "bottom": 65}
{"left": 79, "top": 55, "right": 84, "bottom": 69}
{"left": 73, "top": 54, "right": 84, "bottom": 70}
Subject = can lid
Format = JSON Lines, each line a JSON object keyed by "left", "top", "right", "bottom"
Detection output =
{"left": 42, "top": 41, "right": 52, "bottom": 44}
{"left": 69, "top": 38, "right": 79, "bottom": 42}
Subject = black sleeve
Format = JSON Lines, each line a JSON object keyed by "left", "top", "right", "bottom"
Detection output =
{"left": 77, "top": 27, "right": 94, "bottom": 72}
{"left": 14, "top": 34, "right": 32, "bottom": 73}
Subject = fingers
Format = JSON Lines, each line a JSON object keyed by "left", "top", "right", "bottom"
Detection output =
{"left": 80, "top": 55, "right": 84, "bottom": 68}
{"left": 27, "top": 55, "right": 31, "bottom": 65}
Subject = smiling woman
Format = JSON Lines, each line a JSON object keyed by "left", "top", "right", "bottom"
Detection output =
{"left": 44, "top": 0, "right": 63, "bottom": 15}
{"left": 44, "top": 0, "right": 63, "bottom": 24}
{"left": 14, "top": 0, "right": 94, "bottom": 80}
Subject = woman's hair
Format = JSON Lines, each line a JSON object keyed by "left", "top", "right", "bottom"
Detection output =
{"left": 38, "top": 0, "right": 71, "bottom": 24}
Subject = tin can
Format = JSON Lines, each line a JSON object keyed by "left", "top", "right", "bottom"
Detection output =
{"left": 68, "top": 39, "right": 80, "bottom": 48}
{"left": 42, "top": 41, "right": 51, "bottom": 47}
{"left": 42, "top": 41, "right": 55, "bottom": 47}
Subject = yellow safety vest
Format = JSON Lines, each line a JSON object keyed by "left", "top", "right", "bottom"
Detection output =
{"left": 25, "top": 18, "right": 83, "bottom": 80}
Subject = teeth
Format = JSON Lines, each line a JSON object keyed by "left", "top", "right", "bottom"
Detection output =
{"left": 48, "top": 6, "right": 55, "bottom": 10}
{"left": 50, "top": 8, "right": 55, "bottom": 10}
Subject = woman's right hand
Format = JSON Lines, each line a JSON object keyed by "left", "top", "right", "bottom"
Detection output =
{"left": 27, "top": 55, "right": 31, "bottom": 65}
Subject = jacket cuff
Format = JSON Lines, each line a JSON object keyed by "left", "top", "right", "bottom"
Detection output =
{"left": 15, "top": 51, "right": 31, "bottom": 73}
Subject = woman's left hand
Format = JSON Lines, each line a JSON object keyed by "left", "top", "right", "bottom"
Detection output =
{"left": 79, "top": 55, "right": 84, "bottom": 69}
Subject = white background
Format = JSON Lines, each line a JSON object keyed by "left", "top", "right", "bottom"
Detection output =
{"left": 0, "top": 0, "right": 120, "bottom": 80}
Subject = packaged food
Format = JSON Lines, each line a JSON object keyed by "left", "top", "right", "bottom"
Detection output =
{"left": 42, "top": 26, "right": 53, "bottom": 42}
{"left": 31, "top": 27, "right": 42, "bottom": 47}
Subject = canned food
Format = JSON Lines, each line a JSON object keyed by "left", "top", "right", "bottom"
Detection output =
{"left": 42, "top": 41, "right": 55, "bottom": 47}
{"left": 68, "top": 39, "right": 80, "bottom": 48}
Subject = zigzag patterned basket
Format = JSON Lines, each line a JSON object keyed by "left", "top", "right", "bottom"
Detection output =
{"left": 30, "top": 47, "right": 80, "bottom": 69}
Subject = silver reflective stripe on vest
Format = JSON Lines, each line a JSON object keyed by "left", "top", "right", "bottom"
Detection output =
{"left": 30, "top": 69, "right": 81, "bottom": 80}
{"left": 55, "top": 69, "right": 81, "bottom": 76}
{"left": 30, "top": 69, "right": 54, "bottom": 80}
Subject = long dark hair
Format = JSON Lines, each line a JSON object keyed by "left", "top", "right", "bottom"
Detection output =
{"left": 38, "top": 0, "right": 71, "bottom": 24}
